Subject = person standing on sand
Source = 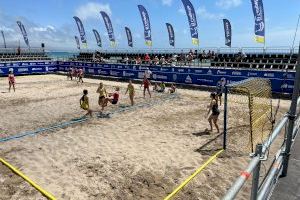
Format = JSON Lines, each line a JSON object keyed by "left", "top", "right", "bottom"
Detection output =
{"left": 80, "top": 89, "right": 92, "bottom": 117}
{"left": 141, "top": 75, "right": 151, "bottom": 98}
{"left": 97, "top": 82, "right": 107, "bottom": 109}
{"left": 77, "top": 68, "right": 84, "bottom": 84}
{"left": 67, "top": 67, "right": 73, "bottom": 80}
{"left": 206, "top": 93, "right": 220, "bottom": 133}
{"left": 8, "top": 71, "right": 16, "bottom": 92}
{"left": 125, "top": 80, "right": 135, "bottom": 106}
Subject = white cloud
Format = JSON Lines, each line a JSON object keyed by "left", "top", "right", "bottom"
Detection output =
{"left": 30, "top": 25, "right": 56, "bottom": 32}
{"left": 162, "top": 0, "right": 173, "bottom": 6}
{"left": 75, "top": 2, "right": 112, "bottom": 20}
{"left": 216, "top": 0, "right": 242, "bottom": 9}
{"left": 0, "top": 26, "right": 15, "bottom": 32}
{"left": 196, "top": 7, "right": 224, "bottom": 20}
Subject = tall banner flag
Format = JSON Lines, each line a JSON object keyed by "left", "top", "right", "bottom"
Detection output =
{"left": 250, "top": 0, "right": 265, "bottom": 43}
{"left": 16, "top": 21, "right": 30, "bottom": 47}
{"left": 73, "top": 16, "right": 87, "bottom": 48}
{"left": 181, "top": 0, "right": 199, "bottom": 45}
{"left": 137, "top": 5, "right": 152, "bottom": 46}
{"left": 1, "top": 31, "right": 6, "bottom": 48}
{"left": 223, "top": 19, "right": 232, "bottom": 47}
{"left": 125, "top": 27, "right": 133, "bottom": 47}
{"left": 92, "top": 29, "right": 102, "bottom": 47}
{"left": 100, "top": 11, "right": 116, "bottom": 47}
{"left": 75, "top": 36, "right": 80, "bottom": 50}
{"left": 166, "top": 23, "right": 175, "bottom": 47}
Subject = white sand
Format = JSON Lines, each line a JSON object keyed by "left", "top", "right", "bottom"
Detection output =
{"left": 0, "top": 75, "right": 290, "bottom": 200}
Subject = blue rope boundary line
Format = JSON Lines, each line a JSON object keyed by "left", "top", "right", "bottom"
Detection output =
{"left": 0, "top": 117, "right": 88, "bottom": 143}
{"left": 0, "top": 93, "right": 179, "bottom": 143}
{"left": 99, "top": 93, "right": 179, "bottom": 118}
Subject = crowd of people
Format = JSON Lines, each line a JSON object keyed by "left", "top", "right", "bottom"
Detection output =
{"left": 119, "top": 49, "right": 218, "bottom": 66}
{"left": 67, "top": 67, "right": 84, "bottom": 84}
{"left": 75, "top": 49, "right": 250, "bottom": 68}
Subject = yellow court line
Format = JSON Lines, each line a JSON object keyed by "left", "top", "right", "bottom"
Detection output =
{"left": 164, "top": 149, "right": 224, "bottom": 200}
{"left": 0, "top": 157, "right": 57, "bottom": 200}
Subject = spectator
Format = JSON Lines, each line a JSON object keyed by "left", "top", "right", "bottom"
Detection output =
{"left": 160, "top": 56, "right": 166, "bottom": 65}
{"left": 201, "top": 50, "right": 207, "bottom": 63}
{"left": 207, "top": 50, "right": 212, "bottom": 60}
{"left": 136, "top": 56, "right": 142, "bottom": 65}
{"left": 211, "top": 51, "right": 216, "bottom": 60}
{"left": 180, "top": 52, "right": 186, "bottom": 65}
{"left": 144, "top": 53, "right": 151, "bottom": 64}
{"left": 235, "top": 50, "right": 247, "bottom": 62}
{"left": 153, "top": 56, "right": 159, "bottom": 65}
{"left": 123, "top": 56, "right": 129, "bottom": 64}
{"left": 187, "top": 51, "right": 193, "bottom": 65}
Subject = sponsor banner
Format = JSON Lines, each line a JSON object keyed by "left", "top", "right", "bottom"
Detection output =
{"left": 223, "top": 19, "right": 232, "bottom": 47}
{"left": 125, "top": 27, "right": 133, "bottom": 47}
{"left": 75, "top": 36, "right": 80, "bottom": 49}
{"left": 166, "top": 23, "right": 175, "bottom": 47}
{"left": 73, "top": 16, "right": 88, "bottom": 48}
{"left": 100, "top": 11, "right": 116, "bottom": 46}
{"left": 137, "top": 5, "right": 152, "bottom": 46}
{"left": 92, "top": 29, "right": 102, "bottom": 47}
{"left": 181, "top": 0, "right": 199, "bottom": 45}
{"left": 36, "top": 61, "right": 296, "bottom": 94}
{"left": 251, "top": 0, "right": 265, "bottom": 43}
{"left": 16, "top": 21, "right": 30, "bottom": 47}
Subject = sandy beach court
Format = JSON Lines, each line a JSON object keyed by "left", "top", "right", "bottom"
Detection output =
{"left": 0, "top": 75, "right": 290, "bottom": 200}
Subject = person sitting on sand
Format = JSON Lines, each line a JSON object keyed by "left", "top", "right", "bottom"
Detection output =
{"left": 80, "top": 89, "right": 92, "bottom": 117}
{"left": 157, "top": 81, "right": 166, "bottom": 93}
{"left": 153, "top": 83, "right": 158, "bottom": 92}
{"left": 102, "top": 87, "right": 120, "bottom": 110}
{"left": 169, "top": 84, "right": 176, "bottom": 94}
{"left": 141, "top": 75, "right": 151, "bottom": 98}
{"left": 206, "top": 93, "right": 220, "bottom": 133}
{"left": 96, "top": 82, "right": 107, "bottom": 108}
{"left": 125, "top": 80, "right": 135, "bottom": 106}
{"left": 8, "top": 71, "right": 16, "bottom": 92}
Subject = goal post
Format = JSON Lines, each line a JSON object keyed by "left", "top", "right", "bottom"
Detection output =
{"left": 223, "top": 78, "right": 272, "bottom": 153}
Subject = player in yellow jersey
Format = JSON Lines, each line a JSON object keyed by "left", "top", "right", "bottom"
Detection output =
{"left": 125, "top": 80, "right": 135, "bottom": 106}
{"left": 80, "top": 89, "right": 92, "bottom": 117}
{"left": 96, "top": 82, "right": 107, "bottom": 109}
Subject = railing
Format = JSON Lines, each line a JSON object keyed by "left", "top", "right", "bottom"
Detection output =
{"left": 77, "top": 46, "right": 297, "bottom": 55}
{"left": 0, "top": 47, "right": 44, "bottom": 54}
{"left": 223, "top": 51, "right": 300, "bottom": 199}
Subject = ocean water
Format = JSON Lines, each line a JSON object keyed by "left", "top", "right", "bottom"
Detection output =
{"left": 46, "top": 52, "right": 79, "bottom": 60}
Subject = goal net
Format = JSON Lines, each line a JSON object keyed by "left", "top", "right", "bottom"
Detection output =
{"left": 224, "top": 78, "right": 273, "bottom": 153}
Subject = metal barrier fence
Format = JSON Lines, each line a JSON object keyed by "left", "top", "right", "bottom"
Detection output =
{"left": 222, "top": 46, "right": 300, "bottom": 200}
{"left": 82, "top": 46, "right": 298, "bottom": 55}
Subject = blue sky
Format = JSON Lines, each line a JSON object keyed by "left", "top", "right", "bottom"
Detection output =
{"left": 0, "top": 0, "right": 299, "bottom": 51}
